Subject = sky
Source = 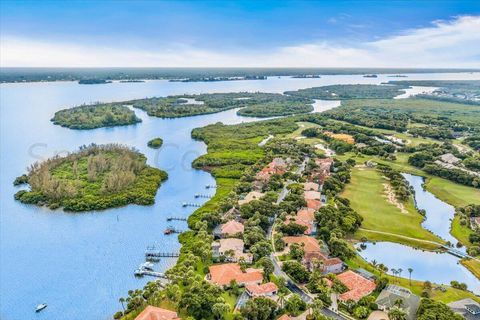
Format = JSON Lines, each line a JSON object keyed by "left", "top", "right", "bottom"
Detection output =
{"left": 1, "top": 0, "right": 480, "bottom": 68}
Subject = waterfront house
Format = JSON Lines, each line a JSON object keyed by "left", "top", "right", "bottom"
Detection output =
{"left": 245, "top": 282, "right": 278, "bottom": 297}
{"left": 336, "top": 270, "right": 376, "bottom": 302}
{"left": 207, "top": 263, "right": 263, "bottom": 287}
{"left": 214, "top": 220, "right": 245, "bottom": 238}
{"left": 238, "top": 191, "right": 265, "bottom": 206}
{"left": 375, "top": 285, "right": 420, "bottom": 320}
{"left": 135, "top": 306, "right": 181, "bottom": 320}
{"left": 222, "top": 207, "right": 242, "bottom": 221}
{"left": 211, "top": 238, "right": 252, "bottom": 263}
{"left": 447, "top": 298, "right": 480, "bottom": 320}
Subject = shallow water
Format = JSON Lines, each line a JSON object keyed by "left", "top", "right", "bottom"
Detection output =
{"left": 1, "top": 73, "right": 479, "bottom": 320}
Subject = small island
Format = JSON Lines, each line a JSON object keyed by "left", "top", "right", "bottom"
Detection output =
{"left": 78, "top": 79, "right": 112, "bottom": 84}
{"left": 51, "top": 104, "right": 141, "bottom": 129}
{"left": 147, "top": 138, "right": 163, "bottom": 149}
{"left": 14, "top": 144, "right": 167, "bottom": 211}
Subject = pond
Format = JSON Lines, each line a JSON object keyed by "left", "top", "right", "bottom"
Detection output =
{"left": 358, "top": 173, "right": 479, "bottom": 294}
{"left": 1, "top": 72, "right": 479, "bottom": 319}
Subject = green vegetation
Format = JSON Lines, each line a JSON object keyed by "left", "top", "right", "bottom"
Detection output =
{"left": 52, "top": 104, "right": 141, "bottom": 129}
{"left": 285, "top": 84, "right": 407, "bottom": 100}
{"left": 14, "top": 144, "right": 167, "bottom": 211}
{"left": 341, "top": 167, "right": 443, "bottom": 249}
{"left": 78, "top": 79, "right": 112, "bottom": 84}
{"left": 387, "top": 80, "right": 480, "bottom": 105}
{"left": 129, "top": 93, "right": 313, "bottom": 118}
{"left": 324, "top": 98, "right": 480, "bottom": 136}
{"left": 147, "top": 138, "right": 163, "bottom": 149}
{"left": 417, "top": 299, "right": 463, "bottom": 320}
{"left": 236, "top": 99, "right": 313, "bottom": 117}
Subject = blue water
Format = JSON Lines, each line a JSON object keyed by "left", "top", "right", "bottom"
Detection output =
{"left": 1, "top": 73, "right": 479, "bottom": 320}
{"left": 358, "top": 174, "right": 480, "bottom": 294}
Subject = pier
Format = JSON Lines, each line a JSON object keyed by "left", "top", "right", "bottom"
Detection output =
{"left": 134, "top": 269, "right": 167, "bottom": 278}
{"left": 441, "top": 245, "right": 471, "bottom": 259}
{"left": 166, "top": 217, "right": 187, "bottom": 221}
{"left": 205, "top": 184, "right": 217, "bottom": 189}
{"left": 194, "top": 194, "right": 212, "bottom": 199}
{"left": 164, "top": 227, "right": 184, "bottom": 235}
{"left": 182, "top": 202, "right": 201, "bottom": 207}
{"left": 145, "top": 247, "right": 180, "bottom": 259}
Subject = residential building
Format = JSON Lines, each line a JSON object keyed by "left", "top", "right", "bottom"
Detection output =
{"left": 211, "top": 238, "right": 252, "bottom": 263}
{"left": 304, "top": 190, "right": 321, "bottom": 200}
{"left": 306, "top": 199, "right": 322, "bottom": 210}
{"left": 255, "top": 158, "right": 288, "bottom": 182}
{"left": 238, "top": 191, "right": 265, "bottom": 205}
{"left": 303, "top": 251, "right": 343, "bottom": 274}
{"left": 214, "top": 220, "right": 245, "bottom": 238}
{"left": 207, "top": 263, "right": 263, "bottom": 287}
{"left": 448, "top": 298, "right": 480, "bottom": 320}
{"left": 282, "top": 236, "right": 322, "bottom": 254}
{"left": 285, "top": 208, "right": 316, "bottom": 235}
{"left": 336, "top": 270, "right": 376, "bottom": 302}
{"left": 304, "top": 182, "right": 320, "bottom": 191}
{"left": 245, "top": 282, "right": 278, "bottom": 297}
{"left": 135, "top": 306, "right": 181, "bottom": 320}
{"left": 375, "top": 285, "right": 420, "bottom": 320}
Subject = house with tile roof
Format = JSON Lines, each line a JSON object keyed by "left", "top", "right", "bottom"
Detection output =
{"left": 282, "top": 236, "right": 322, "bottom": 253}
{"left": 284, "top": 208, "right": 317, "bottom": 235}
{"left": 245, "top": 282, "right": 278, "bottom": 297}
{"left": 135, "top": 306, "right": 180, "bottom": 320}
{"left": 214, "top": 220, "right": 245, "bottom": 238}
{"left": 207, "top": 263, "right": 263, "bottom": 287}
{"left": 238, "top": 191, "right": 265, "bottom": 205}
{"left": 212, "top": 238, "right": 252, "bottom": 263}
{"left": 304, "top": 182, "right": 320, "bottom": 191}
{"left": 375, "top": 285, "right": 420, "bottom": 320}
{"left": 304, "top": 190, "right": 321, "bottom": 201}
{"left": 336, "top": 270, "right": 376, "bottom": 302}
{"left": 306, "top": 199, "right": 322, "bottom": 210}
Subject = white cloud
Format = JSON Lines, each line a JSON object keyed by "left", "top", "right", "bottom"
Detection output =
{"left": 1, "top": 15, "right": 479, "bottom": 67}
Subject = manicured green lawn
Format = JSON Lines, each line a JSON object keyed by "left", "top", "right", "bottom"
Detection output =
{"left": 342, "top": 167, "right": 443, "bottom": 248}
{"left": 425, "top": 177, "right": 480, "bottom": 207}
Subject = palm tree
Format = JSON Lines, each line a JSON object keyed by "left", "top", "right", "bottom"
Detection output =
{"left": 408, "top": 268, "right": 413, "bottom": 287}
{"left": 119, "top": 297, "right": 125, "bottom": 312}
{"left": 278, "top": 291, "right": 287, "bottom": 309}
{"left": 388, "top": 306, "right": 407, "bottom": 320}
{"left": 371, "top": 260, "right": 378, "bottom": 269}
{"left": 398, "top": 268, "right": 403, "bottom": 280}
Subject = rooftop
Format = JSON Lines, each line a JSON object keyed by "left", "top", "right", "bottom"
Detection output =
{"left": 245, "top": 282, "right": 278, "bottom": 296}
{"left": 220, "top": 220, "right": 244, "bottom": 235}
{"left": 376, "top": 285, "right": 420, "bottom": 320}
{"left": 283, "top": 236, "right": 321, "bottom": 253}
{"left": 238, "top": 191, "right": 265, "bottom": 205}
{"left": 135, "top": 306, "right": 180, "bottom": 320}
{"left": 208, "top": 263, "right": 263, "bottom": 286}
{"left": 337, "top": 270, "right": 376, "bottom": 302}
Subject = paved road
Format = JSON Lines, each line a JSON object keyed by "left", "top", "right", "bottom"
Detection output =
{"left": 268, "top": 156, "right": 347, "bottom": 320}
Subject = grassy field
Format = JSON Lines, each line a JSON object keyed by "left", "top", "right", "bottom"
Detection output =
{"left": 425, "top": 177, "right": 480, "bottom": 207}
{"left": 342, "top": 167, "right": 444, "bottom": 249}
{"left": 461, "top": 259, "right": 480, "bottom": 280}
{"left": 346, "top": 255, "right": 480, "bottom": 304}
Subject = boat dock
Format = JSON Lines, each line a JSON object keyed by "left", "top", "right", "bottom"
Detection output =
{"left": 205, "top": 184, "right": 216, "bottom": 189}
{"left": 145, "top": 247, "right": 180, "bottom": 259}
{"left": 166, "top": 217, "right": 187, "bottom": 221}
{"left": 182, "top": 202, "right": 201, "bottom": 207}
{"left": 134, "top": 269, "right": 167, "bottom": 278}
{"left": 194, "top": 194, "right": 212, "bottom": 199}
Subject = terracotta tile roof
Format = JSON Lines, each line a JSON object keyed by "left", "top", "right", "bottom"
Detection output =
{"left": 246, "top": 282, "right": 278, "bottom": 296}
{"left": 306, "top": 199, "right": 322, "bottom": 210}
{"left": 214, "top": 238, "right": 244, "bottom": 252}
{"left": 285, "top": 216, "right": 312, "bottom": 234}
{"left": 304, "top": 191, "right": 321, "bottom": 200}
{"left": 303, "top": 251, "right": 328, "bottom": 262}
{"left": 208, "top": 263, "right": 263, "bottom": 286}
{"left": 296, "top": 208, "right": 315, "bottom": 223}
{"left": 221, "top": 220, "right": 245, "bottom": 235}
{"left": 304, "top": 182, "right": 320, "bottom": 191}
{"left": 323, "top": 278, "right": 333, "bottom": 287}
{"left": 238, "top": 191, "right": 265, "bottom": 205}
{"left": 277, "top": 315, "right": 292, "bottom": 320}
{"left": 282, "top": 236, "right": 321, "bottom": 253}
{"left": 337, "top": 270, "right": 376, "bottom": 301}
{"left": 135, "top": 306, "right": 180, "bottom": 320}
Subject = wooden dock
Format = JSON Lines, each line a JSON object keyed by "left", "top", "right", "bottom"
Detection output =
{"left": 134, "top": 269, "right": 167, "bottom": 278}
{"left": 167, "top": 217, "right": 187, "bottom": 221}
{"left": 182, "top": 202, "right": 201, "bottom": 207}
{"left": 195, "top": 194, "right": 212, "bottom": 199}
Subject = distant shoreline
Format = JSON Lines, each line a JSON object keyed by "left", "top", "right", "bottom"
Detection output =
{"left": 1, "top": 67, "right": 479, "bottom": 83}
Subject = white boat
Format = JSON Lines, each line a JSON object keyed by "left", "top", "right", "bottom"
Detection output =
{"left": 35, "top": 303, "right": 47, "bottom": 312}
